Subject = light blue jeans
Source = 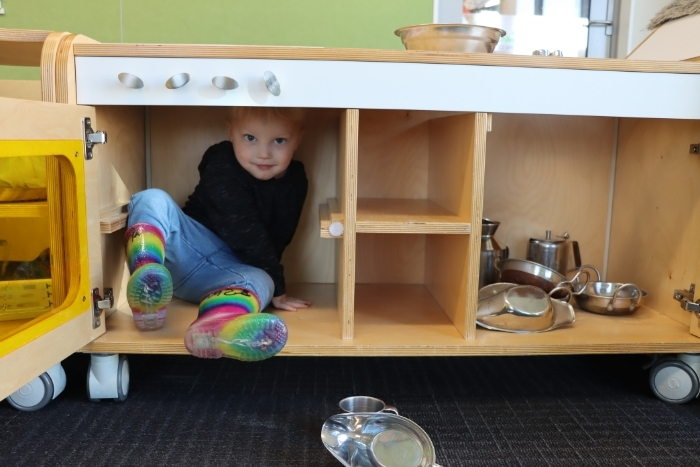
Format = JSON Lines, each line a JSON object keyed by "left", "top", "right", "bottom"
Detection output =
{"left": 127, "top": 188, "right": 274, "bottom": 309}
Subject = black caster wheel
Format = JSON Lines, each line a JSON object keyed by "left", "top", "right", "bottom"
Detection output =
{"left": 649, "top": 359, "right": 700, "bottom": 404}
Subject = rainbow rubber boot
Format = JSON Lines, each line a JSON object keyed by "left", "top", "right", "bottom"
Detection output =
{"left": 184, "top": 287, "right": 288, "bottom": 361}
{"left": 125, "top": 223, "right": 173, "bottom": 331}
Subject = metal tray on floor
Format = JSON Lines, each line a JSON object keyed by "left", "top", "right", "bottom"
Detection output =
{"left": 321, "top": 412, "right": 442, "bottom": 467}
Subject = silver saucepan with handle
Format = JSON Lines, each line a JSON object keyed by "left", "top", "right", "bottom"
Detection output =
{"left": 500, "top": 259, "right": 591, "bottom": 297}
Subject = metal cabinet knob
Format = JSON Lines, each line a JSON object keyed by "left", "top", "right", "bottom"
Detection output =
{"left": 166, "top": 73, "right": 190, "bottom": 89}
{"left": 212, "top": 76, "right": 238, "bottom": 90}
{"left": 263, "top": 70, "right": 281, "bottom": 96}
{"left": 118, "top": 73, "right": 144, "bottom": 89}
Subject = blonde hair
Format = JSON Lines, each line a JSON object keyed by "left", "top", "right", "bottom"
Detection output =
{"left": 227, "top": 107, "right": 306, "bottom": 128}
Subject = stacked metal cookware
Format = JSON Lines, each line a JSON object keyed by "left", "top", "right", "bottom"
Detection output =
{"left": 478, "top": 221, "right": 648, "bottom": 333}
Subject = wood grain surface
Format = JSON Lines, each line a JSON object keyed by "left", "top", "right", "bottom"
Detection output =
{"left": 81, "top": 283, "right": 700, "bottom": 356}
{"left": 72, "top": 43, "right": 700, "bottom": 75}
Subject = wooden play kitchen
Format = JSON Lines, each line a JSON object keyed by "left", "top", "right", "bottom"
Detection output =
{"left": 2, "top": 27, "right": 700, "bottom": 407}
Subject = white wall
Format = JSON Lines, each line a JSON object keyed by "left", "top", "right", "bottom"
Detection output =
{"left": 614, "top": 0, "right": 675, "bottom": 58}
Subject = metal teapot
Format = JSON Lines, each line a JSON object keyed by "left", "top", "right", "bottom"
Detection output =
{"left": 527, "top": 230, "right": 581, "bottom": 276}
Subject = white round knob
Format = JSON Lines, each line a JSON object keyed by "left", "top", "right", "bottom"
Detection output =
{"left": 329, "top": 221, "right": 344, "bottom": 237}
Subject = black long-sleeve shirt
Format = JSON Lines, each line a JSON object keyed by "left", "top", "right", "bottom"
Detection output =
{"left": 182, "top": 141, "right": 308, "bottom": 297}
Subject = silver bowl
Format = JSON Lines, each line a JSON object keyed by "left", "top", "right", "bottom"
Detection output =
{"left": 575, "top": 282, "right": 647, "bottom": 315}
{"left": 394, "top": 23, "right": 506, "bottom": 53}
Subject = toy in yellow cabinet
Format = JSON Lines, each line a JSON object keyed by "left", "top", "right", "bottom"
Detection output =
{"left": 185, "top": 286, "right": 288, "bottom": 361}
{"left": 125, "top": 223, "right": 173, "bottom": 331}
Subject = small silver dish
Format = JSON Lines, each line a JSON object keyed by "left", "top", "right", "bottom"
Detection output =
{"left": 394, "top": 23, "right": 505, "bottom": 53}
{"left": 322, "top": 412, "right": 442, "bottom": 467}
{"left": 570, "top": 265, "right": 647, "bottom": 315}
{"left": 477, "top": 283, "right": 575, "bottom": 333}
{"left": 576, "top": 282, "right": 647, "bottom": 315}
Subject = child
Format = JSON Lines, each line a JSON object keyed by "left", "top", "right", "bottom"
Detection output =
{"left": 124, "top": 107, "right": 311, "bottom": 362}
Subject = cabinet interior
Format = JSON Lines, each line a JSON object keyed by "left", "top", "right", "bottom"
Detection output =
{"left": 92, "top": 104, "right": 700, "bottom": 355}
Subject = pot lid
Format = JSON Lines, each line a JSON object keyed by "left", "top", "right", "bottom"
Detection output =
{"left": 530, "top": 230, "right": 571, "bottom": 244}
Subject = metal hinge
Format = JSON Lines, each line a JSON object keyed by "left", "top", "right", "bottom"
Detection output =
{"left": 82, "top": 117, "right": 107, "bottom": 160}
{"left": 674, "top": 284, "right": 700, "bottom": 315}
{"left": 92, "top": 287, "right": 114, "bottom": 329}
{"left": 588, "top": 20, "right": 613, "bottom": 36}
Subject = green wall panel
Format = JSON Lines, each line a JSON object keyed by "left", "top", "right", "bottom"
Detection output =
{"left": 122, "top": 0, "right": 430, "bottom": 48}
{"left": 0, "top": 0, "right": 121, "bottom": 79}
{"left": 1, "top": 0, "right": 431, "bottom": 80}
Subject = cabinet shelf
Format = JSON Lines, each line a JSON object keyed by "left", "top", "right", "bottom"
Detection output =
{"left": 99, "top": 203, "right": 128, "bottom": 233}
{"left": 81, "top": 283, "right": 700, "bottom": 356}
{"left": 356, "top": 198, "right": 470, "bottom": 234}
{"left": 0, "top": 201, "right": 47, "bottom": 218}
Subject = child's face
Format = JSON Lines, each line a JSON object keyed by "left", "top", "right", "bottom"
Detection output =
{"left": 227, "top": 114, "right": 303, "bottom": 180}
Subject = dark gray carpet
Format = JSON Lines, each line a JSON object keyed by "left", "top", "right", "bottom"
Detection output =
{"left": 2, "top": 353, "right": 700, "bottom": 466}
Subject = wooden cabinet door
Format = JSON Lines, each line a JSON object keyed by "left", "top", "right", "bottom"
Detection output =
{"left": 0, "top": 96, "right": 105, "bottom": 400}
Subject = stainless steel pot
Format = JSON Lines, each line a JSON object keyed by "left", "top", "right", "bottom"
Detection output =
{"left": 576, "top": 282, "right": 647, "bottom": 315}
{"left": 500, "top": 258, "right": 565, "bottom": 293}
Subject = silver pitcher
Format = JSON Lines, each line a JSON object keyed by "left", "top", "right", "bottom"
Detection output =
{"left": 527, "top": 230, "right": 581, "bottom": 276}
{"left": 479, "top": 219, "right": 509, "bottom": 288}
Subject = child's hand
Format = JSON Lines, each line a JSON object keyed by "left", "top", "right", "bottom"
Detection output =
{"left": 272, "top": 294, "right": 312, "bottom": 311}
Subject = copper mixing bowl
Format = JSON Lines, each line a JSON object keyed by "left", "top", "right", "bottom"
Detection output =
{"left": 394, "top": 23, "right": 506, "bottom": 53}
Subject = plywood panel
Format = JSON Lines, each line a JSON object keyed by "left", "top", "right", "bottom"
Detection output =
{"left": 0, "top": 29, "right": 51, "bottom": 67}
{"left": 39, "top": 32, "right": 70, "bottom": 103}
{"left": 74, "top": 42, "right": 700, "bottom": 75}
{"left": 356, "top": 198, "right": 471, "bottom": 234}
{"left": 355, "top": 234, "right": 425, "bottom": 284}
{"left": 54, "top": 34, "right": 99, "bottom": 105}
{"left": 358, "top": 110, "right": 429, "bottom": 199}
{"left": 150, "top": 106, "right": 229, "bottom": 203}
{"left": 95, "top": 106, "right": 146, "bottom": 210}
{"left": 428, "top": 113, "right": 477, "bottom": 218}
{"left": 425, "top": 113, "right": 487, "bottom": 340}
{"left": 610, "top": 118, "right": 700, "bottom": 328}
{"left": 282, "top": 110, "right": 339, "bottom": 284}
{"left": 0, "top": 96, "right": 93, "bottom": 139}
{"left": 150, "top": 107, "right": 339, "bottom": 285}
{"left": 0, "top": 80, "right": 42, "bottom": 101}
{"left": 337, "top": 109, "right": 358, "bottom": 339}
{"left": 483, "top": 114, "right": 616, "bottom": 268}
{"left": 83, "top": 283, "right": 700, "bottom": 356}
{"left": 52, "top": 33, "right": 142, "bottom": 305}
